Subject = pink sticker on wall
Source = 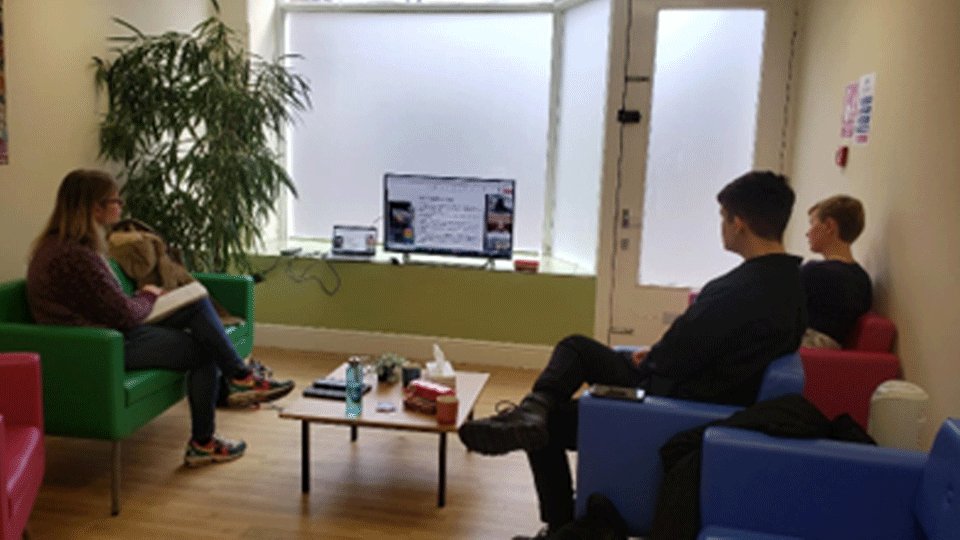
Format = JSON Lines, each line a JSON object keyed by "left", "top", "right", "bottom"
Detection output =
{"left": 840, "top": 82, "right": 858, "bottom": 139}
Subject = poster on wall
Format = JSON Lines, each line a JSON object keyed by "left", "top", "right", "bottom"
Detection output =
{"left": 840, "top": 81, "right": 859, "bottom": 139}
{"left": 854, "top": 73, "right": 876, "bottom": 146}
{"left": 0, "top": 0, "right": 7, "bottom": 165}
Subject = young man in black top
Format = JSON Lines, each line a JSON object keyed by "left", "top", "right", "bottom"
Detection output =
{"left": 458, "top": 171, "right": 807, "bottom": 540}
{"left": 802, "top": 195, "right": 873, "bottom": 348}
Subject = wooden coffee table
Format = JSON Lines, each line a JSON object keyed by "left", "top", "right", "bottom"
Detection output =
{"left": 279, "top": 363, "right": 490, "bottom": 507}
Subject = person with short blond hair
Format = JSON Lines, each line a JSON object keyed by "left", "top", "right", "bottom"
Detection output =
{"left": 802, "top": 195, "right": 872, "bottom": 348}
{"left": 809, "top": 195, "right": 866, "bottom": 244}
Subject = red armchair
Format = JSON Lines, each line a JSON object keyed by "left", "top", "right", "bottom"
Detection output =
{"left": 800, "top": 312, "right": 900, "bottom": 429}
{"left": 0, "top": 353, "right": 45, "bottom": 540}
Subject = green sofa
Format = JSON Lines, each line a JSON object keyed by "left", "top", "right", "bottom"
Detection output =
{"left": 0, "top": 262, "right": 254, "bottom": 515}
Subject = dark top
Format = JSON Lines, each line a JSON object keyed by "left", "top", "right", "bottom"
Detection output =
{"left": 637, "top": 253, "right": 807, "bottom": 406}
{"left": 801, "top": 259, "right": 872, "bottom": 345}
{"left": 27, "top": 236, "right": 158, "bottom": 331}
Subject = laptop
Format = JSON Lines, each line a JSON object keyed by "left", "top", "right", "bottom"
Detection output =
{"left": 329, "top": 225, "right": 377, "bottom": 260}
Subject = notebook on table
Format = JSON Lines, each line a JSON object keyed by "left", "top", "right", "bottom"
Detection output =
{"left": 303, "top": 377, "right": 372, "bottom": 400}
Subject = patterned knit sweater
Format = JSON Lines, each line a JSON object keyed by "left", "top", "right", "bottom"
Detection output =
{"left": 27, "top": 236, "right": 158, "bottom": 331}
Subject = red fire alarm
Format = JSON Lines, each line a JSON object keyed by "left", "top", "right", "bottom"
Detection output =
{"left": 835, "top": 145, "right": 849, "bottom": 168}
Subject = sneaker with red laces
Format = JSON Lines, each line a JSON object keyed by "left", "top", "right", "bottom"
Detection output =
{"left": 226, "top": 373, "right": 295, "bottom": 407}
{"left": 184, "top": 435, "right": 247, "bottom": 467}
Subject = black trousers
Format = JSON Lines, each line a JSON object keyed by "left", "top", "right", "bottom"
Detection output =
{"left": 527, "top": 334, "right": 650, "bottom": 529}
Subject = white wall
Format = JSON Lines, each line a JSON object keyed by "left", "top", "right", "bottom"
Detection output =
{"left": 787, "top": 0, "right": 960, "bottom": 445}
{"left": 0, "top": 0, "right": 218, "bottom": 280}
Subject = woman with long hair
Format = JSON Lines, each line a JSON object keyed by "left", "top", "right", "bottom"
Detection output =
{"left": 27, "top": 169, "right": 294, "bottom": 466}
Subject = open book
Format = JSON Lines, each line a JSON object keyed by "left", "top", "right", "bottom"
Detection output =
{"left": 144, "top": 281, "right": 209, "bottom": 323}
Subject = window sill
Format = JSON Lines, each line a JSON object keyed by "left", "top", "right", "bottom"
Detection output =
{"left": 254, "top": 238, "right": 595, "bottom": 277}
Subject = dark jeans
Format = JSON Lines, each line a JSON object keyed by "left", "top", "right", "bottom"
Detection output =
{"left": 528, "top": 334, "right": 649, "bottom": 530}
{"left": 124, "top": 297, "right": 246, "bottom": 442}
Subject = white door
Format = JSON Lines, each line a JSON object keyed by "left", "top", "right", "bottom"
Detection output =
{"left": 596, "top": 0, "right": 797, "bottom": 347}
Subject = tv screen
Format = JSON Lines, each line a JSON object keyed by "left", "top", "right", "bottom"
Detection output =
{"left": 383, "top": 173, "right": 515, "bottom": 259}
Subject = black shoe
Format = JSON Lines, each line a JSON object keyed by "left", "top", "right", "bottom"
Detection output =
{"left": 512, "top": 526, "right": 552, "bottom": 540}
{"left": 458, "top": 395, "right": 549, "bottom": 455}
{"left": 547, "top": 494, "right": 628, "bottom": 540}
{"left": 582, "top": 493, "right": 628, "bottom": 540}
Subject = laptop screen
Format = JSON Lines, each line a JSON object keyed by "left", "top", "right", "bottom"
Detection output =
{"left": 332, "top": 225, "right": 377, "bottom": 257}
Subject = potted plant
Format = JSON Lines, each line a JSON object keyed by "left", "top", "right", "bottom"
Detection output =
{"left": 93, "top": 0, "right": 311, "bottom": 272}
{"left": 375, "top": 352, "right": 406, "bottom": 384}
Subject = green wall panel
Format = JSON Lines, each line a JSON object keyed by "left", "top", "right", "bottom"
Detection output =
{"left": 251, "top": 256, "right": 596, "bottom": 345}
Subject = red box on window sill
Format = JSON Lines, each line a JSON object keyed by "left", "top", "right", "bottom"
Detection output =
{"left": 514, "top": 259, "right": 539, "bottom": 273}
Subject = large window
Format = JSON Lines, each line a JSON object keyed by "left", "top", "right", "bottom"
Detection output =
{"left": 279, "top": 0, "right": 612, "bottom": 273}
{"left": 285, "top": 10, "right": 553, "bottom": 253}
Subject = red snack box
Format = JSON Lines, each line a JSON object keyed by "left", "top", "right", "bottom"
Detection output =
{"left": 403, "top": 395, "right": 436, "bottom": 414}
{"left": 405, "top": 379, "right": 454, "bottom": 402}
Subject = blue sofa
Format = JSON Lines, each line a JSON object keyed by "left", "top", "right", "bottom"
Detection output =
{"left": 576, "top": 351, "right": 804, "bottom": 536}
{"left": 698, "top": 418, "right": 960, "bottom": 540}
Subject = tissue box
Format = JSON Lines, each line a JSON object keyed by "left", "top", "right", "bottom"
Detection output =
{"left": 425, "top": 373, "right": 456, "bottom": 390}
{"left": 424, "top": 360, "right": 457, "bottom": 389}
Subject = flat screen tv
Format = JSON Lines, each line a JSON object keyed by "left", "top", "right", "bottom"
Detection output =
{"left": 383, "top": 173, "right": 515, "bottom": 259}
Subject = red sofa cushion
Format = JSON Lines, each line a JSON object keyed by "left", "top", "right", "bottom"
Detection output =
{"left": 844, "top": 312, "right": 896, "bottom": 352}
{"left": 802, "top": 312, "right": 900, "bottom": 429}
{"left": 4, "top": 425, "right": 44, "bottom": 528}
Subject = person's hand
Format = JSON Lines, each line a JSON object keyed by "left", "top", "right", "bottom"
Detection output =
{"left": 630, "top": 347, "right": 650, "bottom": 369}
{"left": 141, "top": 284, "right": 164, "bottom": 297}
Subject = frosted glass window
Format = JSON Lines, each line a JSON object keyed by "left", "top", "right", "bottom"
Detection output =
{"left": 550, "top": 0, "right": 611, "bottom": 272}
{"left": 638, "top": 9, "right": 765, "bottom": 288}
{"left": 285, "top": 12, "right": 552, "bottom": 252}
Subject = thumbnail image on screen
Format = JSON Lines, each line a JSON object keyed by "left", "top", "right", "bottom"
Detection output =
{"left": 387, "top": 201, "right": 415, "bottom": 245}
{"left": 484, "top": 194, "right": 513, "bottom": 257}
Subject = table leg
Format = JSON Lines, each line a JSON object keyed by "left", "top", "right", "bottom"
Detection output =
{"left": 438, "top": 432, "right": 447, "bottom": 507}
{"left": 351, "top": 425, "right": 358, "bottom": 442}
{"left": 301, "top": 421, "right": 310, "bottom": 493}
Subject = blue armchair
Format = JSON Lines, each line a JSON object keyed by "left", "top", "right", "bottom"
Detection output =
{"left": 576, "top": 351, "right": 804, "bottom": 536}
{"left": 698, "top": 418, "right": 960, "bottom": 540}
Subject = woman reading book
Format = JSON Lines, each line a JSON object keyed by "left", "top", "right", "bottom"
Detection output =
{"left": 26, "top": 169, "right": 294, "bottom": 467}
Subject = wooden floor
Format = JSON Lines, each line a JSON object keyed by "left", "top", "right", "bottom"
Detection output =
{"left": 28, "top": 347, "right": 549, "bottom": 539}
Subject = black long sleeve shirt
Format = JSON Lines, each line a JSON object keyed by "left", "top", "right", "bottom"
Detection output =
{"left": 801, "top": 260, "right": 872, "bottom": 345}
{"left": 638, "top": 253, "right": 807, "bottom": 406}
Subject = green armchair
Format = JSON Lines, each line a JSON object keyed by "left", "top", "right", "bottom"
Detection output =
{"left": 0, "top": 262, "right": 254, "bottom": 515}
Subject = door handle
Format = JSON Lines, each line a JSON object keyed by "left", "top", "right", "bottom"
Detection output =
{"left": 609, "top": 326, "right": 635, "bottom": 335}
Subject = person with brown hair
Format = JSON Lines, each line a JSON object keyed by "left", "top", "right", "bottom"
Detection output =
{"left": 26, "top": 169, "right": 294, "bottom": 467}
{"left": 802, "top": 195, "right": 872, "bottom": 348}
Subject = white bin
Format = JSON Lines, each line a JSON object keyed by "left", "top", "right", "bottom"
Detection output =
{"left": 868, "top": 380, "right": 929, "bottom": 450}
